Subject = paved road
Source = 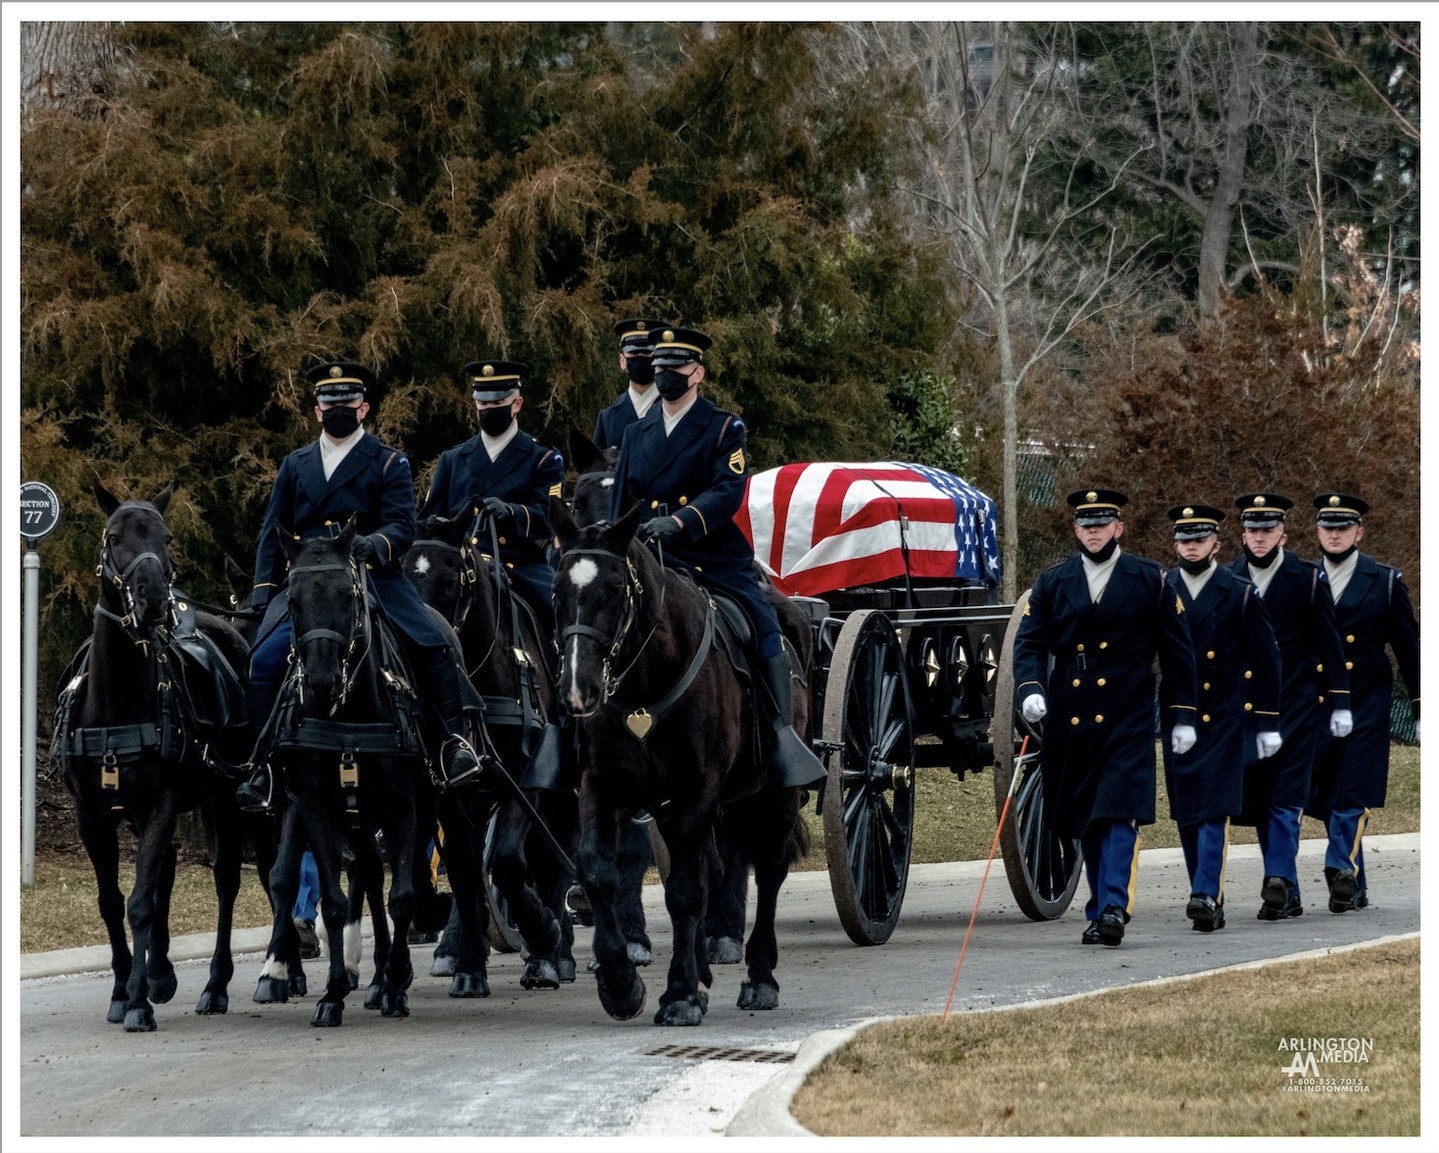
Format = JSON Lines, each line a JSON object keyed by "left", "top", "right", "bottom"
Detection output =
{"left": 19, "top": 833, "right": 1418, "bottom": 1137}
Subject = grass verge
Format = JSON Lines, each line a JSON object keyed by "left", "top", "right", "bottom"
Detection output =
{"left": 792, "top": 937, "right": 1418, "bottom": 1137}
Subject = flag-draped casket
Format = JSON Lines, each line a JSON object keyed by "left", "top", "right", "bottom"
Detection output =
{"left": 736, "top": 462, "right": 1001, "bottom": 597}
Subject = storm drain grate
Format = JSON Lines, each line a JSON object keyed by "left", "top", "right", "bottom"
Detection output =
{"left": 645, "top": 1044, "right": 795, "bottom": 1064}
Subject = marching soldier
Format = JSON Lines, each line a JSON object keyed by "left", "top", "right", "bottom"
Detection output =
{"left": 1012, "top": 489, "right": 1197, "bottom": 946}
{"left": 593, "top": 317, "right": 668, "bottom": 452}
{"left": 419, "top": 359, "right": 565, "bottom": 637}
{"left": 1307, "top": 493, "right": 1420, "bottom": 912}
{"left": 1227, "top": 493, "right": 1350, "bottom": 921}
{"left": 239, "top": 361, "right": 481, "bottom": 809}
{"left": 1161, "top": 503, "right": 1282, "bottom": 932}
{"left": 609, "top": 325, "right": 826, "bottom": 789}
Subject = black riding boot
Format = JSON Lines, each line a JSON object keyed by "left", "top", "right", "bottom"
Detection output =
{"left": 237, "top": 678, "right": 279, "bottom": 813}
{"left": 760, "top": 649, "right": 827, "bottom": 788}
{"left": 521, "top": 720, "right": 573, "bottom": 791}
{"left": 425, "top": 656, "right": 484, "bottom": 788}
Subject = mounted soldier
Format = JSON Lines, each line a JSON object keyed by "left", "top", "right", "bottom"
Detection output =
{"left": 592, "top": 316, "right": 668, "bottom": 453}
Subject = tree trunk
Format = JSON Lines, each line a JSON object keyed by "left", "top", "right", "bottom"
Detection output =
{"left": 997, "top": 299, "right": 1019, "bottom": 605}
{"left": 20, "top": 21, "right": 116, "bottom": 112}
{"left": 1197, "top": 22, "right": 1257, "bottom": 320}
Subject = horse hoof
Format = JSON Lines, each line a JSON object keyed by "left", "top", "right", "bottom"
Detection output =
{"left": 311, "top": 1001, "right": 344, "bottom": 1027}
{"left": 696, "top": 984, "right": 710, "bottom": 1015}
{"left": 737, "top": 980, "right": 779, "bottom": 1011}
{"left": 598, "top": 972, "right": 646, "bottom": 1021}
{"left": 289, "top": 973, "right": 308, "bottom": 998}
{"left": 557, "top": 957, "right": 577, "bottom": 984}
{"left": 521, "top": 958, "right": 560, "bottom": 990}
{"left": 253, "top": 977, "right": 289, "bottom": 1004}
{"left": 363, "top": 982, "right": 384, "bottom": 1011}
{"left": 123, "top": 1007, "right": 156, "bottom": 1033}
{"left": 448, "top": 972, "right": 490, "bottom": 998}
{"left": 149, "top": 967, "right": 178, "bottom": 1005}
{"left": 707, "top": 936, "right": 743, "bottom": 965}
{"left": 586, "top": 956, "right": 601, "bottom": 975}
{"left": 195, "top": 990, "right": 229, "bottom": 1015}
{"left": 654, "top": 998, "right": 704, "bottom": 1027}
{"left": 430, "top": 954, "right": 458, "bottom": 979}
{"left": 381, "top": 990, "right": 410, "bottom": 1018}
{"left": 627, "top": 942, "right": 653, "bottom": 967}
{"left": 347, "top": 969, "right": 360, "bottom": 992}
{"left": 107, "top": 1000, "right": 127, "bottom": 1024}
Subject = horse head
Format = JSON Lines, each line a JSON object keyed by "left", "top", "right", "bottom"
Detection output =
{"left": 569, "top": 426, "right": 619, "bottom": 529}
{"left": 403, "top": 512, "right": 472, "bottom": 625}
{"left": 279, "top": 517, "right": 366, "bottom": 716}
{"left": 550, "top": 496, "right": 647, "bottom": 717}
{"left": 94, "top": 479, "right": 176, "bottom": 636}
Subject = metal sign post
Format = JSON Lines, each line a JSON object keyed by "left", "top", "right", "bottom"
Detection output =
{"left": 21, "top": 481, "right": 62, "bottom": 888}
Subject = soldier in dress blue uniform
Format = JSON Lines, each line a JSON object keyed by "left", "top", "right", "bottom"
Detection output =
{"left": 609, "top": 325, "right": 826, "bottom": 789}
{"left": 1226, "top": 493, "right": 1351, "bottom": 921}
{"left": 1012, "top": 489, "right": 1198, "bottom": 946}
{"left": 238, "top": 361, "right": 482, "bottom": 810}
{"left": 1161, "top": 504, "right": 1282, "bottom": 932}
{"left": 592, "top": 317, "right": 669, "bottom": 452}
{"left": 418, "top": 359, "right": 565, "bottom": 637}
{"left": 1306, "top": 493, "right": 1420, "bottom": 913}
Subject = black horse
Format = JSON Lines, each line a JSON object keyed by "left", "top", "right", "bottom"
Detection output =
{"left": 402, "top": 510, "right": 576, "bottom": 994}
{"left": 252, "top": 520, "right": 425, "bottom": 1026}
{"left": 550, "top": 498, "right": 810, "bottom": 1025}
{"left": 54, "top": 481, "right": 260, "bottom": 1031}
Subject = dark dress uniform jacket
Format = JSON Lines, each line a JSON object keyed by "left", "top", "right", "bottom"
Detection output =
{"left": 610, "top": 397, "right": 757, "bottom": 594}
{"left": 593, "top": 391, "right": 648, "bottom": 453}
{"left": 1013, "top": 550, "right": 1197, "bottom": 839}
{"left": 1161, "top": 565, "right": 1281, "bottom": 825}
{"left": 1308, "top": 553, "right": 1420, "bottom": 814}
{"left": 1226, "top": 550, "right": 1348, "bottom": 814}
{"left": 418, "top": 429, "right": 565, "bottom": 574}
{"left": 250, "top": 433, "right": 449, "bottom": 653}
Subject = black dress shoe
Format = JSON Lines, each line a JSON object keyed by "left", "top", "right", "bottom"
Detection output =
{"left": 1098, "top": 904, "right": 1126, "bottom": 946}
{"left": 1186, "top": 893, "right": 1223, "bottom": 932}
{"left": 1257, "top": 881, "right": 1304, "bottom": 921}
{"left": 1081, "top": 921, "right": 1102, "bottom": 945}
{"left": 1328, "top": 869, "right": 1358, "bottom": 913}
{"left": 1260, "top": 875, "right": 1288, "bottom": 911}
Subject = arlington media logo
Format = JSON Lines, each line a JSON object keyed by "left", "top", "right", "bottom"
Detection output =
{"left": 1278, "top": 1036, "right": 1373, "bottom": 1093}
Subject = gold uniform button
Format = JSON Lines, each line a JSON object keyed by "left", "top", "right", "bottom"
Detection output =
{"left": 1207, "top": 650, "right": 1216, "bottom": 660}
{"left": 1071, "top": 717, "right": 1080, "bottom": 726}
{"left": 1202, "top": 714, "right": 1211, "bottom": 723}
{"left": 1077, "top": 643, "right": 1086, "bottom": 653}
{"left": 1244, "top": 703, "right": 1253, "bottom": 712}
{"left": 1316, "top": 663, "right": 1324, "bottom": 673}
{"left": 1072, "top": 678, "right": 1081, "bottom": 687}
{"left": 650, "top": 500, "right": 659, "bottom": 510}
{"left": 1346, "top": 661, "right": 1354, "bottom": 670}
{"left": 1094, "top": 715, "right": 1104, "bottom": 724}
{"left": 1346, "top": 634, "right": 1355, "bottom": 644}
{"left": 679, "top": 496, "right": 688, "bottom": 506}
{"left": 324, "top": 519, "right": 333, "bottom": 526}
{"left": 1203, "top": 682, "right": 1211, "bottom": 691}
{"left": 1244, "top": 670, "right": 1253, "bottom": 680}
{"left": 1318, "top": 695, "right": 1326, "bottom": 704}
{"left": 498, "top": 537, "right": 507, "bottom": 545}
{"left": 1097, "top": 677, "right": 1107, "bottom": 687}
{"left": 1099, "top": 641, "right": 1109, "bottom": 650}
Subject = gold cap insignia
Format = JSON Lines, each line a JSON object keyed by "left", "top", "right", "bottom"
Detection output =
{"left": 1087, "top": 491, "right": 1098, "bottom": 502}
{"left": 329, "top": 365, "right": 342, "bottom": 378}
{"left": 1329, "top": 495, "right": 1340, "bottom": 506}
{"left": 663, "top": 330, "right": 676, "bottom": 343}
{"left": 483, "top": 364, "right": 495, "bottom": 377}
{"left": 1183, "top": 507, "right": 1194, "bottom": 517}
{"left": 1255, "top": 496, "right": 1266, "bottom": 506}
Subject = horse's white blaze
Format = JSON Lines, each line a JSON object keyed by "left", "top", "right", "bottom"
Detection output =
{"left": 413, "top": 554, "right": 431, "bottom": 576}
{"left": 567, "top": 557, "right": 599, "bottom": 590}
{"left": 344, "top": 920, "right": 362, "bottom": 970}
{"left": 565, "top": 633, "right": 585, "bottom": 711}
{"left": 259, "top": 954, "right": 287, "bottom": 981}
{"left": 600, "top": 477, "right": 614, "bottom": 488}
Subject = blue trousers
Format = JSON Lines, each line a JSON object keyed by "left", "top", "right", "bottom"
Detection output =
{"left": 1179, "top": 818, "right": 1229, "bottom": 902}
{"left": 1254, "top": 804, "right": 1303, "bottom": 898}
{"left": 1326, "top": 807, "right": 1369, "bottom": 894}
{"left": 292, "top": 850, "right": 319, "bottom": 921}
{"left": 1080, "top": 820, "right": 1140, "bottom": 920}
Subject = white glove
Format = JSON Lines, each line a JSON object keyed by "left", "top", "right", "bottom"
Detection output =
{"left": 1171, "top": 724, "right": 1197, "bottom": 755}
{"left": 1021, "top": 693, "right": 1047, "bottom": 724}
{"left": 1329, "top": 709, "right": 1353, "bottom": 739}
{"left": 1257, "top": 731, "right": 1283, "bottom": 759}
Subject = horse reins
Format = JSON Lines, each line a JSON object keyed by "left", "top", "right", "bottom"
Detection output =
{"left": 286, "top": 559, "right": 372, "bottom": 716}
{"left": 94, "top": 527, "right": 175, "bottom": 643}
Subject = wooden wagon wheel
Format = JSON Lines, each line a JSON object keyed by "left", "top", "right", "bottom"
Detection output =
{"left": 992, "top": 590, "right": 1083, "bottom": 920}
{"left": 482, "top": 809, "right": 525, "bottom": 953}
{"left": 822, "top": 609, "right": 916, "bottom": 946}
{"left": 646, "top": 820, "right": 671, "bottom": 883}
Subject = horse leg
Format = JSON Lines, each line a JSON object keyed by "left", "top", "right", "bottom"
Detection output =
{"left": 615, "top": 818, "right": 654, "bottom": 967}
{"left": 704, "top": 816, "right": 747, "bottom": 965}
{"left": 376, "top": 786, "right": 417, "bottom": 1018}
{"left": 348, "top": 834, "right": 388, "bottom": 1008}
{"left": 307, "top": 812, "right": 353, "bottom": 1027}
{"left": 254, "top": 804, "right": 305, "bottom": 1004}
{"left": 575, "top": 783, "right": 645, "bottom": 1021}
{"left": 75, "top": 802, "right": 133, "bottom": 1024}
{"left": 493, "top": 796, "right": 563, "bottom": 991}
{"left": 197, "top": 796, "right": 242, "bottom": 1014}
{"left": 148, "top": 837, "right": 178, "bottom": 1003}
{"left": 531, "top": 800, "right": 578, "bottom": 981}
{"left": 653, "top": 815, "right": 710, "bottom": 1027}
{"left": 436, "top": 794, "right": 490, "bottom": 997}
{"left": 122, "top": 794, "right": 180, "bottom": 1031}
{"left": 735, "top": 794, "right": 800, "bottom": 1011}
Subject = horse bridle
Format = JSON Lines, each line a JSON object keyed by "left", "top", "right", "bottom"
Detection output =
{"left": 557, "top": 548, "right": 649, "bottom": 703}
{"left": 94, "top": 522, "right": 176, "bottom": 642}
{"left": 287, "top": 559, "right": 371, "bottom": 716}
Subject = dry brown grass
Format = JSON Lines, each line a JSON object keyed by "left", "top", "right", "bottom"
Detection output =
{"left": 793, "top": 937, "right": 1419, "bottom": 1137}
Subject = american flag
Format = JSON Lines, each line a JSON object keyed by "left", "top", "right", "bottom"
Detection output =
{"left": 736, "top": 462, "right": 1001, "bottom": 597}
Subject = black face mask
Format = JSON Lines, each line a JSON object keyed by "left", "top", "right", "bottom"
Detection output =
{"left": 655, "top": 368, "right": 694, "bottom": 402}
{"left": 1078, "top": 536, "right": 1119, "bottom": 563}
{"left": 626, "top": 357, "right": 655, "bottom": 386}
{"left": 1322, "top": 543, "right": 1359, "bottom": 564}
{"left": 1179, "top": 555, "right": 1214, "bottom": 576}
{"left": 321, "top": 405, "right": 361, "bottom": 439}
{"left": 479, "top": 407, "right": 514, "bottom": 437}
{"left": 1243, "top": 544, "right": 1281, "bottom": 569}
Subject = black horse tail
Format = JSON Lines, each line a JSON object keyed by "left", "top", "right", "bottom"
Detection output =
{"left": 782, "top": 805, "right": 810, "bottom": 869}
